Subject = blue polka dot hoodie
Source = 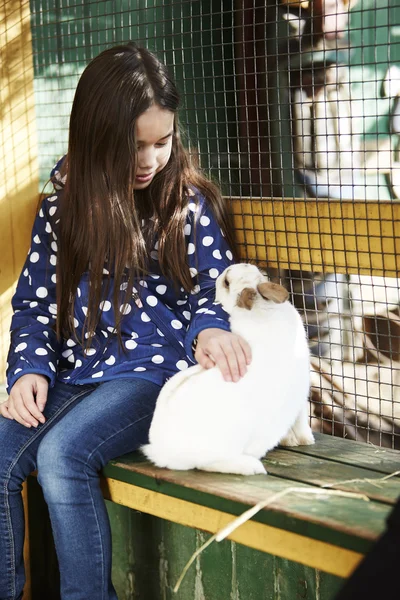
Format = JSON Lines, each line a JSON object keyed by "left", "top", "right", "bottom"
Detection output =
{"left": 6, "top": 159, "right": 234, "bottom": 393}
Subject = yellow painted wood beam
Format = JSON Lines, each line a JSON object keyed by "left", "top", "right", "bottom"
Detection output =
{"left": 102, "top": 477, "right": 364, "bottom": 579}
{"left": 0, "top": 0, "right": 39, "bottom": 382}
{"left": 1, "top": 2, "right": 39, "bottom": 597}
{"left": 231, "top": 198, "right": 400, "bottom": 277}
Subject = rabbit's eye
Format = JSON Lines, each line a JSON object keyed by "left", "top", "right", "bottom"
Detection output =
{"left": 224, "top": 277, "right": 230, "bottom": 289}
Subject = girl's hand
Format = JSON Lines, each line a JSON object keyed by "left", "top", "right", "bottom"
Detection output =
{"left": 195, "top": 328, "right": 252, "bottom": 383}
{"left": 0, "top": 374, "right": 48, "bottom": 428}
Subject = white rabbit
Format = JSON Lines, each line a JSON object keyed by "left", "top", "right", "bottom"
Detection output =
{"left": 141, "top": 263, "right": 314, "bottom": 475}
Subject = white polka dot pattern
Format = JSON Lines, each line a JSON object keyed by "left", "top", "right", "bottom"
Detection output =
{"left": 200, "top": 215, "right": 210, "bottom": 226}
{"left": 152, "top": 355, "right": 164, "bottom": 364}
{"left": 37, "top": 316, "right": 49, "bottom": 325}
{"left": 120, "top": 304, "right": 131, "bottom": 315}
{"left": 202, "top": 236, "right": 214, "bottom": 246}
{"left": 125, "top": 339, "right": 138, "bottom": 350}
{"left": 6, "top": 187, "right": 234, "bottom": 392}
{"left": 176, "top": 360, "right": 189, "bottom": 370}
{"left": 146, "top": 296, "right": 158, "bottom": 307}
{"left": 36, "top": 287, "right": 48, "bottom": 298}
{"left": 100, "top": 300, "right": 111, "bottom": 311}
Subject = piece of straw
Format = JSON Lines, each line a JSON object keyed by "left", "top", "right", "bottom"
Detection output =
{"left": 322, "top": 470, "right": 400, "bottom": 490}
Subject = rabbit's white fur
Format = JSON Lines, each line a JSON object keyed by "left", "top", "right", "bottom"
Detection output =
{"left": 142, "top": 263, "right": 314, "bottom": 475}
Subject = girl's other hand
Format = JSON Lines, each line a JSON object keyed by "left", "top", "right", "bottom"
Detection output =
{"left": 0, "top": 374, "right": 48, "bottom": 428}
{"left": 195, "top": 328, "right": 252, "bottom": 383}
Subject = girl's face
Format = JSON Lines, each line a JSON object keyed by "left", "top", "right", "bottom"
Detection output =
{"left": 134, "top": 104, "right": 175, "bottom": 189}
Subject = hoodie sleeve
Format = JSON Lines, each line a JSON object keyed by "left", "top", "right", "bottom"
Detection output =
{"left": 184, "top": 192, "right": 234, "bottom": 361}
{"left": 6, "top": 192, "right": 61, "bottom": 393}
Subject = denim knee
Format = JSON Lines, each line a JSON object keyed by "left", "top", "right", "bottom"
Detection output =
{"left": 0, "top": 427, "right": 34, "bottom": 496}
{"left": 36, "top": 430, "right": 89, "bottom": 502}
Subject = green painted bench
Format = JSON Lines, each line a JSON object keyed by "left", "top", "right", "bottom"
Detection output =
{"left": 26, "top": 432, "right": 400, "bottom": 600}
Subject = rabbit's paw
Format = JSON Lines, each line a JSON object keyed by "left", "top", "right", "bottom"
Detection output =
{"left": 200, "top": 455, "right": 267, "bottom": 475}
{"left": 297, "top": 432, "right": 315, "bottom": 446}
{"left": 279, "top": 429, "right": 301, "bottom": 447}
{"left": 280, "top": 429, "right": 315, "bottom": 447}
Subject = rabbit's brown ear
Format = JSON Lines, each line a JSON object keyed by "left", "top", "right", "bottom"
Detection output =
{"left": 257, "top": 282, "right": 289, "bottom": 304}
{"left": 237, "top": 287, "right": 257, "bottom": 310}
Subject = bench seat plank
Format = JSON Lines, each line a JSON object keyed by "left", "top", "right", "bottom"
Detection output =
{"left": 262, "top": 447, "right": 400, "bottom": 505}
{"left": 284, "top": 432, "right": 400, "bottom": 474}
{"left": 103, "top": 438, "right": 398, "bottom": 555}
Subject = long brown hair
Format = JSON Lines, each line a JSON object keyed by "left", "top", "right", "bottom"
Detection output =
{"left": 56, "top": 42, "right": 237, "bottom": 346}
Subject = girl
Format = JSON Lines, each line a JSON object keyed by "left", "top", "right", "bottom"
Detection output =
{"left": 0, "top": 42, "right": 251, "bottom": 600}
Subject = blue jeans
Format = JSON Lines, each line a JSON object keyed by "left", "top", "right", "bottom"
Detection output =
{"left": 0, "top": 378, "right": 161, "bottom": 600}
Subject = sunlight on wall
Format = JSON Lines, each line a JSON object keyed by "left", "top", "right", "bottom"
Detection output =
{"left": 0, "top": 0, "right": 39, "bottom": 385}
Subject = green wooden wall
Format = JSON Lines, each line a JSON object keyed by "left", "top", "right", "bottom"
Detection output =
{"left": 27, "top": 476, "right": 344, "bottom": 600}
{"left": 108, "top": 504, "right": 344, "bottom": 600}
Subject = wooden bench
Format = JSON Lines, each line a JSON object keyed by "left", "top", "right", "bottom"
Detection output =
{"left": 22, "top": 197, "right": 400, "bottom": 598}
{"left": 26, "top": 432, "right": 400, "bottom": 599}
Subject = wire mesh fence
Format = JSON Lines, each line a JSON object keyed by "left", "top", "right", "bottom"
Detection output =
{"left": 26, "top": 0, "right": 400, "bottom": 448}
